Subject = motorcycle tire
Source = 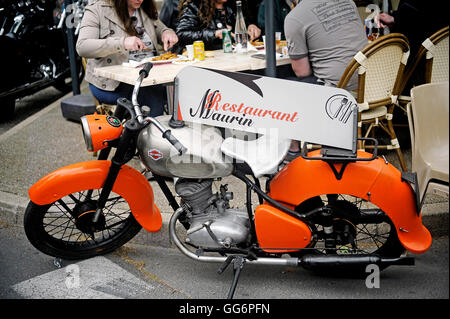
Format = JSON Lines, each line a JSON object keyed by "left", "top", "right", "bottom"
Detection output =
{"left": 53, "top": 67, "right": 85, "bottom": 94}
{"left": 294, "top": 194, "right": 405, "bottom": 274}
{"left": 24, "top": 188, "right": 142, "bottom": 260}
{"left": 1, "top": 97, "right": 16, "bottom": 122}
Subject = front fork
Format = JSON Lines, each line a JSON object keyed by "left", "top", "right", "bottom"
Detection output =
{"left": 92, "top": 95, "right": 185, "bottom": 223}
{"left": 92, "top": 98, "right": 141, "bottom": 222}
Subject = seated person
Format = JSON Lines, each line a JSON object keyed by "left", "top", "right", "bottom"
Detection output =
{"left": 377, "top": 0, "right": 447, "bottom": 61}
{"left": 283, "top": 0, "right": 367, "bottom": 159}
{"left": 160, "top": 0, "right": 181, "bottom": 30}
{"left": 257, "top": 0, "right": 299, "bottom": 39}
{"left": 176, "top": 0, "right": 261, "bottom": 50}
{"left": 284, "top": 0, "right": 367, "bottom": 89}
{"left": 234, "top": 0, "right": 262, "bottom": 40}
{"left": 76, "top": 0, "right": 178, "bottom": 117}
{"left": 377, "top": 0, "right": 448, "bottom": 90}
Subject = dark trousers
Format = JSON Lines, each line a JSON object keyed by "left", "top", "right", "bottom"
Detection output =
{"left": 276, "top": 64, "right": 325, "bottom": 85}
{"left": 89, "top": 82, "right": 166, "bottom": 117}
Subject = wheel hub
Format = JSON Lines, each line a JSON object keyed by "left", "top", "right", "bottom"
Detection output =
{"left": 73, "top": 200, "right": 106, "bottom": 234}
{"left": 332, "top": 218, "right": 357, "bottom": 246}
{"left": 327, "top": 200, "right": 360, "bottom": 247}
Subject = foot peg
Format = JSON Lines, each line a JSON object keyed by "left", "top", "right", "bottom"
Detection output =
{"left": 218, "top": 255, "right": 246, "bottom": 299}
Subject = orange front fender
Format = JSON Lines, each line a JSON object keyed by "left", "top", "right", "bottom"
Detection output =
{"left": 28, "top": 161, "right": 162, "bottom": 232}
{"left": 269, "top": 151, "right": 432, "bottom": 254}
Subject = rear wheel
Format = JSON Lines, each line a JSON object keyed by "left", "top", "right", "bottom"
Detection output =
{"left": 294, "top": 194, "right": 405, "bottom": 273}
{"left": 24, "top": 188, "right": 142, "bottom": 260}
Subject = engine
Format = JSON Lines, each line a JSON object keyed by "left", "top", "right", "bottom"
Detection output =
{"left": 175, "top": 179, "right": 251, "bottom": 249}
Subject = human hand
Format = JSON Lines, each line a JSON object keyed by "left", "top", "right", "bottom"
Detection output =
{"left": 215, "top": 29, "right": 228, "bottom": 39}
{"left": 376, "top": 13, "right": 394, "bottom": 28}
{"left": 247, "top": 24, "right": 261, "bottom": 41}
{"left": 161, "top": 30, "right": 178, "bottom": 51}
{"left": 123, "top": 36, "right": 147, "bottom": 51}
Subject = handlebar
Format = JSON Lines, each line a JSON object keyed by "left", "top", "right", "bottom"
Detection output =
{"left": 139, "top": 62, "right": 153, "bottom": 77}
{"left": 163, "top": 130, "right": 188, "bottom": 155}
{"left": 129, "top": 62, "right": 187, "bottom": 155}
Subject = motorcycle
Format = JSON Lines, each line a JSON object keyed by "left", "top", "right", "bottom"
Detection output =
{"left": 0, "top": 0, "right": 87, "bottom": 120}
{"left": 23, "top": 63, "right": 432, "bottom": 299}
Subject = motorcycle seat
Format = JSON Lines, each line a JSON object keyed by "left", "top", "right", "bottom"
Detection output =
{"left": 220, "top": 133, "right": 290, "bottom": 178}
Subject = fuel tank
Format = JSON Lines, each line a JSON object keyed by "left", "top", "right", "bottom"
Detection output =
{"left": 137, "top": 115, "right": 234, "bottom": 178}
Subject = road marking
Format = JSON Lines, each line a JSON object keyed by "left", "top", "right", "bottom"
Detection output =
{"left": 11, "top": 256, "right": 155, "bottom": 299}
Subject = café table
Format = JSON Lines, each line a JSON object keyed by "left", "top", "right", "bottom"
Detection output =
{"left": 93, "top": 49, "right": 291, "bottom": 113}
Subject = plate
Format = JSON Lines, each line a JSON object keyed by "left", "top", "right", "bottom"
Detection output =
{"left": 231, "top": 43, "right": 261, "bottom": 52}
{"left": 145, "top": 53, "right": 186, "bottom": 64}
{"left": 122, "top": 60, "right": 144, "bottom": 68}
{"left": 251, "top": 41, "right": 264, "bottom": 49}
{"left": 172, "top": 59, "right": 197, "bottom": 65}
{"left": 250, "top": 52, "right": 286, "bottom": 59}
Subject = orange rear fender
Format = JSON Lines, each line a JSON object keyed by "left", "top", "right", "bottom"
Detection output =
{"left": 269, "top": 151, "right": 432, "bottom": 254}
{"left": 28, "top": 160, "right": 162, "bottom": 232}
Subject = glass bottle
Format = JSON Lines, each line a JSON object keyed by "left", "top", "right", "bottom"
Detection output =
{"left": 223, "top": 30, "right": 233, "bottom": 53}
{"left": 234, "top": 0, "right": 248, "bottom": 54}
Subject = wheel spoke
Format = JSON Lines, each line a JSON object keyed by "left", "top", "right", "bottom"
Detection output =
{"left": 85, "top": 189, "right": 95, "bottom": 201}
{"left": 45, "top": 218, "right": 72, "bottom": 237}
{"left": 52, "top": 201, "right": 73, "bottom": 219}
{"left": 104, "top": 218, "right": 128, "bottom": 230}
{"left": 68, "top": 194, "right": 80, "bottom": 204}
{"left": 57, "top": 199, "right": 75, "bottom": 217}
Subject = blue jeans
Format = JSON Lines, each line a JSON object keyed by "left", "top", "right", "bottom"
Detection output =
{"left": 89, "top": 83, "right": 166, "bottom": 117}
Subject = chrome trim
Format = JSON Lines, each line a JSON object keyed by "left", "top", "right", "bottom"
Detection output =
{"left": 80, "top": 116, "right": 94, "bottom": 151}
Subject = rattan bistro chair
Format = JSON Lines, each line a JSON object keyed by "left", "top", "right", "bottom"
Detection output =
{"left": 337, "top": 33, "right": 410, "bottom": 171}
{"left": 421, "top": 26, "right": 449, "bottom": 84}
{"left": 397, "top": 26, "right": 449, "bottom": 108}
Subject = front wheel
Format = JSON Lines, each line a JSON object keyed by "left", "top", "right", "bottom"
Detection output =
{"left": 24, "top": 188, "right": 142, "bottom": 260}
{"left": 52, "top": 64, "right": 85, "bottom": 94}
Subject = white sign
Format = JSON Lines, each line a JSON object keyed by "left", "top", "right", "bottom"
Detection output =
{"left": 174, "top": 67, "right": 357, "bottom": 151}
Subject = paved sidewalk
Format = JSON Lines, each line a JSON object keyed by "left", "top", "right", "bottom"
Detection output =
{"left": 0, "top": 81, "right": 448, "bottom": 249}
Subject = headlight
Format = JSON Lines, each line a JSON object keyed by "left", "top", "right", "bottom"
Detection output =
{"left": 80, "top": 114, "right": 123, "bottom": 152}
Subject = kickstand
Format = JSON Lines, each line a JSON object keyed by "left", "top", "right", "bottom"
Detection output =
{"left": 217, "top": 255, "right": 246, "bottom": 299}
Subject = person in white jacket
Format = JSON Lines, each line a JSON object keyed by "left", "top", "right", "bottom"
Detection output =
{"left": 77, "top": 0, "right": 178, "bottom": 116}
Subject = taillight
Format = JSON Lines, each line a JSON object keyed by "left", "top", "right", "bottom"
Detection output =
{"left": 80, "top": 114, "right": 123, "bottom": 152}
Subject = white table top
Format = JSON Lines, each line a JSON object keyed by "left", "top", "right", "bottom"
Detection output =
{"left": 93, "top": 50, "right": 291, "bottom": 86}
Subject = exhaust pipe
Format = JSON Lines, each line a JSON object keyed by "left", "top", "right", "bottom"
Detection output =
{"left": 169, "top": 208, "right": 415, "bottom": 270}
{"left": 169, "top": 208, "right": 299, "bottom": 266}
{"left": 299, "top": 254, "right": 414, "bottom": 271}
